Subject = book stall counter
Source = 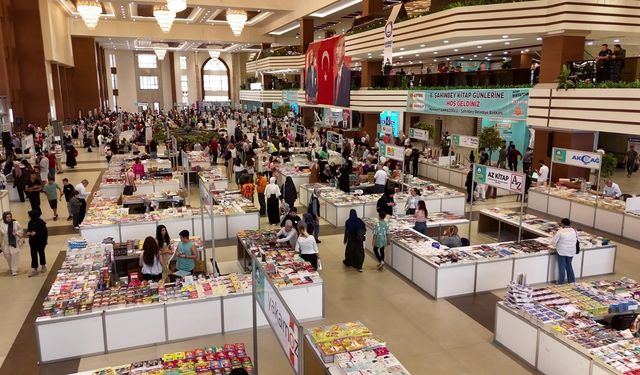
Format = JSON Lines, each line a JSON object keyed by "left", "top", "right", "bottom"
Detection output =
{"left": 276, "top": 166, "right": 311, "bottom": 193}
{"left": 197, "top": 167, "right": 229, "bottom": 192}
{"left": 477, "top": 208, "right": 616, "bottom": 279}
{"left": 528, "top": 187, "right": 635, "bottom": 240}
{"left": 99, "top": 174, "right": 182, "bottom": 198}
{"left": 495, "top": 278, "right": 640, "bottom": 375}
{"left": 36, "top": 240, "right": 268, "bottom": 363}
{"left": 237, "top": 230, "right": 324, "bottom": 322}
{"left": 418, "top": 158, "right": 513, "bottom": 196}
{"left": 303, "top": 321, "right": 412, "bottom": 375}
{"left": 70, "top": 343, "right": 255, "bottom": 374}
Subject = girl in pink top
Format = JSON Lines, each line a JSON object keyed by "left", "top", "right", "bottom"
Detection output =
{"left": 132, "top": 157, "right": 145, "bottom": 179}
{"left": 413, "top": 200, "right": 428, "bottom": 235}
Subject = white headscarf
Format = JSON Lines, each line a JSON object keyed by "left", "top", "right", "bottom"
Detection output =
{"left": 269, "top": 177, "right": 277, "bottom": 184}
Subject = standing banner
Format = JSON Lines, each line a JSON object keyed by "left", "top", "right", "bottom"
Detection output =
{"left": 380, "top": 143, "right": 404, "bottom": 162}
{"left": 409, "top": 128, "right": 429, "bottom": 141}
{"left": 327, "top": 131, "right": 343, "bottom": 145}
{"left": 253, "top": 262, "right": 302, "bottom": 374}
{"left": 452, "top": 134, "right": 479, "bottom": 148}
{"left": 474, "top": 164, "right": 525, "bottom": 193}
{"left": 304, "top": 34, "right": 351, "bottom": 108}
{"left": 407, "top": 88, "right": 529, "bottom": 120}
{"left": 384, "top": 4, "right": 402, "bottom": 66}
{"left": 552, "top": 147, "right": 602, "bottom": 169}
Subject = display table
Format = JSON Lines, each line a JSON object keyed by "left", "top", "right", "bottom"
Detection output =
{"left": 528, "top": 187, "right": 636, "bottom": 241}
{"left": 477, "top": 208, "right": 616, "bottom": 279}
{"left": 99, "top": 178, "right": 181, "bottom": 198}
{"left": 495, "top": 302, "right": 616, "bottom": 375}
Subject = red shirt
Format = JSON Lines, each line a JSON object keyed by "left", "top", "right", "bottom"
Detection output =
{"left": 47, "top": 154, "right": 56, "bottom": 168}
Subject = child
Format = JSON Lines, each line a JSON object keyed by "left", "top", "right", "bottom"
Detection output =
{"left": 42, "top": 177, "right": 62, "bottom": 220}
{"left": 241, "top": 179, "right": 255, "bottom": 202}
{"left": 61, "top": 178, "right": 75, "bottom": 221}
{"left": 69, "top": 190, "right": 82, "bottom": 229}
{"left": 372, "top": 211, "right": 389, "bottom": 270}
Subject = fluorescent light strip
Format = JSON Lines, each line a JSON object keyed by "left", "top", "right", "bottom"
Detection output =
{"left": 269, "top": 23, "right": 300, "bottom": 35}
{"left": 310, "top": 0, "right": 362, "bottom": 17}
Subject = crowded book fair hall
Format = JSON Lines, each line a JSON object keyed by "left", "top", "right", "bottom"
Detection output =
{"left": 2, "top": 0, "right": 640, "bottom": 374}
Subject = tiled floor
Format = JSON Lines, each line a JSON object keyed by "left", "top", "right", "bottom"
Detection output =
{"left": 1, "top": 149, "right": 640, "bottom": 374}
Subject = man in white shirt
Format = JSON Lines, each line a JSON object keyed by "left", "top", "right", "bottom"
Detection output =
{"left": 602, "top": 179, "right": 622, "bottom": 199}
{"left": 537, "top": 160, "right": 549, "bottom": 186}
{"left": 374, "top": 166, "right": 388, "bottom": 193}
{"left": 75, "top": 179, "right": 90, "bottom": 224}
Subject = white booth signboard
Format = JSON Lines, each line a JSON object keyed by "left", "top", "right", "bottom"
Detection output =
{"left": 409, "top": 128, "right": 428, "bottom": 141}
{"left": 452, "top": 134, "right": 479, "bottom": 148}
{"left": 380, "top": 143, "right": 404, "bottom": 162}
{"left": 552, "top": 148, "right": 602, "bottom": 169}
{"left": 474, "top": 165, "right": 525, "bottom": 194}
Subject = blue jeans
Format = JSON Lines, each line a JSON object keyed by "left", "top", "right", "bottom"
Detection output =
{"left": 557, "top": 255, "right": 575, "bottom": 284}
{"left": 414, "top": 221, "right": 427, "bottom": 235}
{"left": 375, "top": 184, "right": 385, "bottom": 193}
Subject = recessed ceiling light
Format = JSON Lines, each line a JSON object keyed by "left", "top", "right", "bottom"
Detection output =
{"left": 415, "top": 54, "right": 419, "bottom": 56}
{"left": 586, "top": 41, "right": 593, "bottom": 46}
{"left": 433, "top": 51, "right": 438, "bottom": 55}
{"left": 433, "top": 59, "right": 437, "bottom": 62}
{"left": 477, "top": 46, "right": 482, "bottom": 49}
{"left": 399, "top": 56, "right": 403, "bottom": 59}
{"left": 420, "top": 44, "right": 425, "bottom": 47}
{"left": 400, "top": 47, "right": 405, "bottom": 51}
{"left": 502, "top": 35, "right": 508, "bottom": 38}
{"left": 536, "top": 37, "right": 542, "bottom": 41}
{"left": 488, "top": 53, "right": 492, "bottom": 56}
{"left": 504, "top": 42, "right": 510, "bottom": 45}
{"left": 460, "top": 56, "right": 464, "bottom": 59}
{"left": 473, "top": 55, "right": 477, "bottom": 58}
{"left": 503, "top": 51, "right": 508, "bottom": 54}
{"left": 614, "top": 39, "right": 620, "bottom": 42}
{"left": 446, "top": 58, "right": 450, "bottom": 61}
{"left": 525, "top": 49, "right": 529, "bottom": 52}
{"left": 444, "top": 40, "right": 449, "bottom": 44}
{"left": 454, "top": 49, "right": 459, "bottom": 52}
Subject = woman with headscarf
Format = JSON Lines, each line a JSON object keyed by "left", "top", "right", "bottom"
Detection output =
{"left": 265, "top": 177, "right": 281, "bottom": 225}
{"left": 376, "top": 190, "right": 396, "bottom": 217}
{"left": 276, "top": 220, "right": 298, "bottom": 248}
{"left": 65, "top": 143, "right": 77, "bottom": 169}
{"left": 320, "top": 164, "right": 332, "bottom": 183}
{"left": 343, "top": 209, "right": 366, "bottom": 272}
{"left": 0, "top": 212, "right": 23, "bottom": 276}
{"left": 26, "top": 209, "right": 48, "bottom": 277}
{"left": 337, "top": 164, "right": 351, "bottom": 193}
{"left": 282, "top": 176, "right": 297, "bottom": 210}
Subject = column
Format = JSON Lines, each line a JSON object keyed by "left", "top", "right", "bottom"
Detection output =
{"left": 69, "top": 37, "right": 101, "bottom": 116}
{"left": 299, "top": 18, "right": 315, "bottom": 126}
{"left": 532, "top": 130, "right": 594, "bottom": 182}
{"left": 539, "top": 33, "right": 586, "bottom": 84}
{"left": 510, "top": 53, "right": 533, "bottom": 69}
{"left": 51, "top": 64, "right": 65, "bottom": 120}
{"left": 362, "top": 0, "right": 383, "bottom": 16}
{"left": 168, "top": 52, "right": 177, "bottom": 106}
{"left": 362, "top": 113, "right": 379, "bottom": 146}
{"left": 361, "top": 60, "right": 382, "bottom": 88}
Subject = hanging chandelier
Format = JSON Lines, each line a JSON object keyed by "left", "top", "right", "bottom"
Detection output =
{"left": 76, "top": 0, "right": 102, "bottom": 29}
{"left": 152, "top": 43, "right": 169, "bottom": 60}
{"left": 226, "top": 9, "right": 247, "bottom": 36}
{"left": 153, "top": 5, "right": 175, "bottom": 33}
{"left": 207, "top": 45, "right": 222, "bottom": 60}
{"left": 166, "top": 0, "right": 187, "bottom": 13}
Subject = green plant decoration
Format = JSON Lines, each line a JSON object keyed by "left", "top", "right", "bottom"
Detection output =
{"left": 601, "top": 153, "right": 618, "bottom": 179}
{"left": 272, "top": 104, "right": 291, "bottom": 118}
{"left": 479, "top": 126, "right": 502, "bottom": 159}
{"left": 557, "top": 65, "right": 576, "bottom": 91}
{"left": 413, "top": 121, "right": 434, "bottom": 135}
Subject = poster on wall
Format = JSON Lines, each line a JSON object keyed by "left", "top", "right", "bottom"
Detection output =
{"left": 323, "top": 108, "right": 351, "bottom": 128}
{"left": 407, "top": 88, "right": 529, "bottom": 120}
{"left": 481, "top": 118, "right": 531, "bottom": 162}
{"left": 379, "top": 111, "right": 400, "bottom": 136}
{"left": 304, "top": 34, "right": 351, "bottom": 107}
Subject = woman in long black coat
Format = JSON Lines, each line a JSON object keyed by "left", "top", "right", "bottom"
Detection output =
{"left": 343, "top": 209, "right": 366, "bottom": 272}
{"left": 66, "top": 144, "right": 77, "bottom": 168}
{"left": 282, "top": 176, "right": 297, "bottom": 210}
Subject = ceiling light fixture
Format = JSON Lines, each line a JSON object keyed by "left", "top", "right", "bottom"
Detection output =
{"left": 226, "top": 9, "right": 248, "bottom": 36}
{"left": 443, "top": 40, "right": 449, "bottom": 44}
{"left": 76, "top": 0, "right": 102, "bottom": 29}
{"left": 166, "top": 0, "right": 186, "bottom": 13}
{"left": 153, "top": 5, "right": 175, "bottom": 33}
{"left": 454, "top": 49, "right": 459, "bottom": 52}
{"left": 152, "top": 43, "right": 168, "bottom": 60}
{"left": 310, "top": 0, "right": 362, "bottom": 17}
{"left": 207, "top": 44, "right": 222, "bottom": 60}
{"left": 502, "top": 35, "right": 508, "bottom": 38}
{"left": 536, "top": 37, "right": 542, "bottom": 41}
{"left": 614, "top": 39, "right": 620, "bottom": 43}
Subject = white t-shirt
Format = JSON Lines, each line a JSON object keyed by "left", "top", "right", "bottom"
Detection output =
{"left": 538, "top": 165, "right": 549, "bottom": 183}
{"left": 603, "top": 183, "right": 622, "bottom": 198}
{"left": 551, "top": 227, "right": 578, "bottom": 257}
{"left": 374, "top": 169, "right": 388, "bottom": 185}
{"left": 295, "top": 235, "right": 318, "bottom": 255}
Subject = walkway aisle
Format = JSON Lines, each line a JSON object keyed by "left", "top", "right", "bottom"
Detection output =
{"left": 0, "top": 148, "right": 108, "bottom": 374}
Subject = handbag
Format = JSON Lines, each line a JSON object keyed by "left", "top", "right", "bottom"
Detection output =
{"left": 574, "top": 229, "right": 581, "bottom": 254}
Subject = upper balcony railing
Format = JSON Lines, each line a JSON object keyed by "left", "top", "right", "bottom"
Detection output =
{"left": 367, "top": 68, "right": 533, "bottom": 90}
{"left": 567, "top": 57, "right": 640, "bottom": 88}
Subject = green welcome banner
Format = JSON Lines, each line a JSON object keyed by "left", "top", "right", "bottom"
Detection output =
{"left": 407, "top": 88, "right": 529, "bottom": 120}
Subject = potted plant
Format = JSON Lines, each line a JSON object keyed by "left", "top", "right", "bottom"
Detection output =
{"left": 479, "top": 126, "right": 502, "bottom": 159}
{"left": 601, "top": 153, "right": 618, "bottom": 179}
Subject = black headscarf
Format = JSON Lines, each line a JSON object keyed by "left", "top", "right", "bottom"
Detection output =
{"left": 283, "top": 176, "right": 297, "bottom": 201}
{"left": 345, "top": 209, "right": 365, "bottom": 232}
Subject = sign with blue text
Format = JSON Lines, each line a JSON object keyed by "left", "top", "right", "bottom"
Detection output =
{"left": 552, "top": 147, "right": 602, "bottom": 170}
{"left": 407, "top": 88, "right": 529, "bottom": 120}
